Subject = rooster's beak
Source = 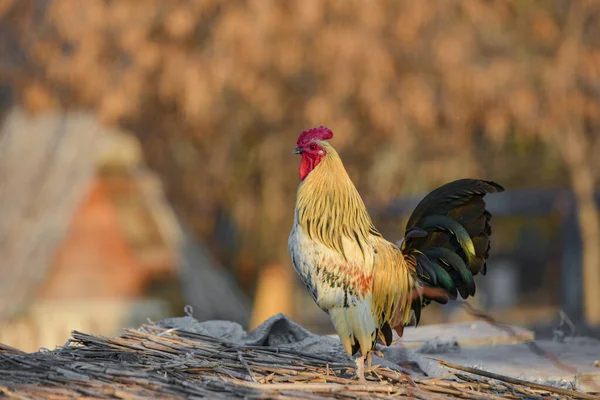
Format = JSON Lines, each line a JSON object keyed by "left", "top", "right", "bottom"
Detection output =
{"left": 292, "top": 147, "right": 303, "bottom": 155}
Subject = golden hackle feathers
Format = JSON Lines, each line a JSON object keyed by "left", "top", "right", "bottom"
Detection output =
{"left": 295, "top": 141, "right": 382, "bottom": 258}
{"left": 370, "top": 241, "right": 415, "bottom": 331}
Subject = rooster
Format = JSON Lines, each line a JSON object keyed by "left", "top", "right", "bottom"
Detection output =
{"left": 288, "top": 126, "right": 504, "bottom": 381}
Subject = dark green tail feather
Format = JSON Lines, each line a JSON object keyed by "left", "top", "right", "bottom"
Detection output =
{"left": 422, "top": 247, "right": 475, "bottom": 298}
{"left": 401, "top": 179, "right": 504, "bottom": 326}
{"left": 413, "top": 251, "right": 438, "bottom": 286}
{"left": 420, "top": 215, "right": 476, "bottom": 265}
{"left": 428, "top": 259, "right": 457, "bottom": 296}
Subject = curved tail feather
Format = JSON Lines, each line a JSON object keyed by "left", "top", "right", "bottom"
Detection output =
{"left": 400, "top": 179, "right": 504, "bottom": 325}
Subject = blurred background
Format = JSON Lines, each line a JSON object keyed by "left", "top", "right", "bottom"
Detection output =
{"left": 0, "top": 0, "right": 599, "bottom": 352}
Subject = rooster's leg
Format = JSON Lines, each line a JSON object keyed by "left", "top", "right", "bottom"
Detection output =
{"left": 366, "top": 349, "right": 384, "bottom": 372}
{"left": 355, "top": 353, "right": 366, "bottom": 383}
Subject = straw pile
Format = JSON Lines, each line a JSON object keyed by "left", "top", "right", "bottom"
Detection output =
{"left": 0, "top": 320, "right": 597, "bottom": 399}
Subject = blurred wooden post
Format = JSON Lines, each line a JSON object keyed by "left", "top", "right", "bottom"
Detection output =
{"left": 545, "top": 0, "right": 600, "bottom": 326}
{"left": 250, "top": 262, "right": 294, "bottom": 330}
{"left": 565, "top": 151, "right": 600, "bottom": 326}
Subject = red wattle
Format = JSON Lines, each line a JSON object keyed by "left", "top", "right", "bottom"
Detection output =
{"left": 299, "top": 153, "right": 323, "bottom": 180}
{"left": 299, "top": 155, "right": 313, "bottom": 181}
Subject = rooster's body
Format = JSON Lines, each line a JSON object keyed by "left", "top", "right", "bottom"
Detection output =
{"left": 288, "top": 126, "right": 503, "bottom": 380}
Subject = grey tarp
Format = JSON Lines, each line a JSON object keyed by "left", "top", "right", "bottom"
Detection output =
{"left": 157, "top": 313, "right": 447, "bottom": 378}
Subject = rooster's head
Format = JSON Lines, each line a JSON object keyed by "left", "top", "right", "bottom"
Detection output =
{"left": 293, "top": 126, "right": 333, "bottom": 181}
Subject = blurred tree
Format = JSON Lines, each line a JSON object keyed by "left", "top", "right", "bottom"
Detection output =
{"left": 0, "top": 0, "right": 599, "bottom": 324}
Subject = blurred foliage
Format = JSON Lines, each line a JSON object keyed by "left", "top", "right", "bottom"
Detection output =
{"left": 1, "top": 0, "right": 599, "bottom": 291}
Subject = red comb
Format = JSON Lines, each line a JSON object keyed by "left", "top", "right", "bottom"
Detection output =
{"left": 297, "top": 126, "right": 333, "bottom": 147}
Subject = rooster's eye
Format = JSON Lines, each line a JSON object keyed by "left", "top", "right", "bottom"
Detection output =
{"left": 310, "top": 144, "right": 317, "bottom": 151}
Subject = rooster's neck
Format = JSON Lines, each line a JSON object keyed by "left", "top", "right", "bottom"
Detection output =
{"left": 295, "top": 147, "right": 381, "bottom": 255}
